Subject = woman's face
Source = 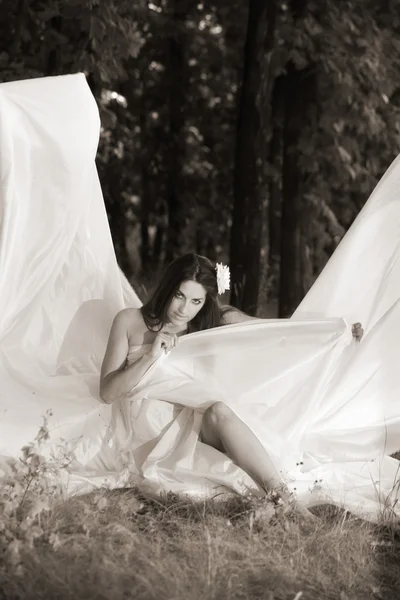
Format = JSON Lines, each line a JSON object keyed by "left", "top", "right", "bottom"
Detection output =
{"left": 166, "top": 280, "right": 207, "bottom": 327}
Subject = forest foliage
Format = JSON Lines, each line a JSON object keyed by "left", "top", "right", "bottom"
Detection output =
{"left": 1, "top": 0, "right": 400, "bottom": 315}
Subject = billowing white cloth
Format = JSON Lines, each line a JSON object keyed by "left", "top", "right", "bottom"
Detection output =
{"left": 1, "top": 73, "right": 400, "bottom": 521}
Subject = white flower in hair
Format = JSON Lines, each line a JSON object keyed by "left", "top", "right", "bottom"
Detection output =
{"left": 215, "top": 262, "right": 230, "bottom": 295}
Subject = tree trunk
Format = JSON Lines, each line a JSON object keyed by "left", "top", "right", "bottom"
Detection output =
{"left": 107, "top": 161, "right": 131, "bottom": 277}
{"left": 268, "top": 75, "right": 285, "bottom": 274}
{"left": 229, "top": 0, "right": 277, "bottom": 315}
{"left": 140, "top": 188, "right": 151, "bottom": 274}
{"left": 10, "top": 0, "right": 28, "bottom": 58}
{"left": 277, "top": 0, "right": 316, "bottom": 317}
{"left": 278, "top": 64, "right": 316, "bottom": 317}
{"left": 47, "top": 16, "right": 63, "bottom": 75}
{"left": 139, "top": 79, "right": 152, "bottom": 276}
{"left": 152, "top": 221, "right": 165, "bottom": 271}
{"left": 165, "top": 0, "right": 186, "bottom": 264}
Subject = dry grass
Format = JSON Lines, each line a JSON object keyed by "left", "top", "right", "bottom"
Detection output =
{"left": 1, "top": 408, "right": 399, "bottom": 600}
{"left": 1, "top": 486, "right": 400, "bottom": 600}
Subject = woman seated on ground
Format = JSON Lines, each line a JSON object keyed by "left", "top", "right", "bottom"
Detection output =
{"left": 99, "top": 253, "right": 363, "bottom": 519}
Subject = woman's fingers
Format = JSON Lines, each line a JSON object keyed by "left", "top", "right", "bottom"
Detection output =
{"left": 351, "top": 322, "right": 364, "bottom": 341}
{"left": 159, "top": 334, "right": 171, "bottom": 350}
{"left": 158, "top": 332, "right": 177, "bottom": 352}
{"left": 154, "top": 331, "right": 180, "bottom": 355}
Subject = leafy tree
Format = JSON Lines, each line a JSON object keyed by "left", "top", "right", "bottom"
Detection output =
{"left": 1, "top": 0, "right": 400, "bottom": 316}
{"left": 267, "top": 0, "right": 400, "bottom": 315}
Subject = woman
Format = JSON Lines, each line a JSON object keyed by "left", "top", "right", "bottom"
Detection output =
{"left": 100, "top": 253, "right": 363, "bottom": 517}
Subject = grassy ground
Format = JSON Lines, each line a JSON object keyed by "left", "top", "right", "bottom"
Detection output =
{"left": 1, "top": 485, "right": 400, "bottom": 600}
{"left": 0, "top": 305, "right": 397, "bottom": 600}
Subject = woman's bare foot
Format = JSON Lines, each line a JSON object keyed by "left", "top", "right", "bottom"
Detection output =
{"left": 269, "top": 484, "right": 318, "bottom": 523}
{"left": 279, "top": 496, "right": 318, "bottom": 523}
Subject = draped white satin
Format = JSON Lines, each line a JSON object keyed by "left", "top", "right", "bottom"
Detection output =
{"left": 0, "top": 73, "right": 399, "bottom": 522}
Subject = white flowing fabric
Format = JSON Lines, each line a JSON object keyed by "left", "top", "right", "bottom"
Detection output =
{"left": 1, "top": 73, "right": 400, "bottom": 521}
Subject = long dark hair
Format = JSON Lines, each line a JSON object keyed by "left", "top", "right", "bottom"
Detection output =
{"left": 141, "top": 253, "right": 225, "bottom": 333}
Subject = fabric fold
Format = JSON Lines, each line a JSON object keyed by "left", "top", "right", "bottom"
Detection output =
{"left": 0, "top": 73, "right": 399, "bottom": 522}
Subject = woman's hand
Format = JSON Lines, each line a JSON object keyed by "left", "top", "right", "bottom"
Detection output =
{"left": 351, "top": 322, "right": 364, "bottom": 342}
{"left": 148, "top": 331, "right": 179, "bottom": 359}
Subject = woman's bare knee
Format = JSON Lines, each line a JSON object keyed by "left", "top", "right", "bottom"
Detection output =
{"left": 200, "top": 402, "right": 232, "bottom": 452}
{"left": 203, "top": 401, "right": 233, "bottom": 428}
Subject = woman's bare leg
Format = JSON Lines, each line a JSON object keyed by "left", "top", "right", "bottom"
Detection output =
{"left": 200, "top": 401, "right": 291, "bottom": 500}
{"left": 200, "top": 402, "right": 317, "bottom": 522}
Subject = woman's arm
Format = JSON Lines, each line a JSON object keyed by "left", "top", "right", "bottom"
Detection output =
{"left": 221, "top": 306, "right": 261, "bottom": 325}
{"left": 99, "top": 309, "right": 157, "bottom": 404}
{"left": 222, "top": 306, "right": 364, "bottom": 341}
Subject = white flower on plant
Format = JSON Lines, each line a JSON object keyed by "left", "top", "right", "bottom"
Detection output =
{"left": 215, "top": 262, "right": 230, "bottom": 295}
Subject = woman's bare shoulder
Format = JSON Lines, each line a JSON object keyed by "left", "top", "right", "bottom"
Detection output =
{"left": 111, "top": 307, "right": 141, "bottom": 327}
{"left": 116, "top": 306, "right": 142, "bottom": 320}
{"left": 120, "top": 307, "right": 155, "bottom": 346}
